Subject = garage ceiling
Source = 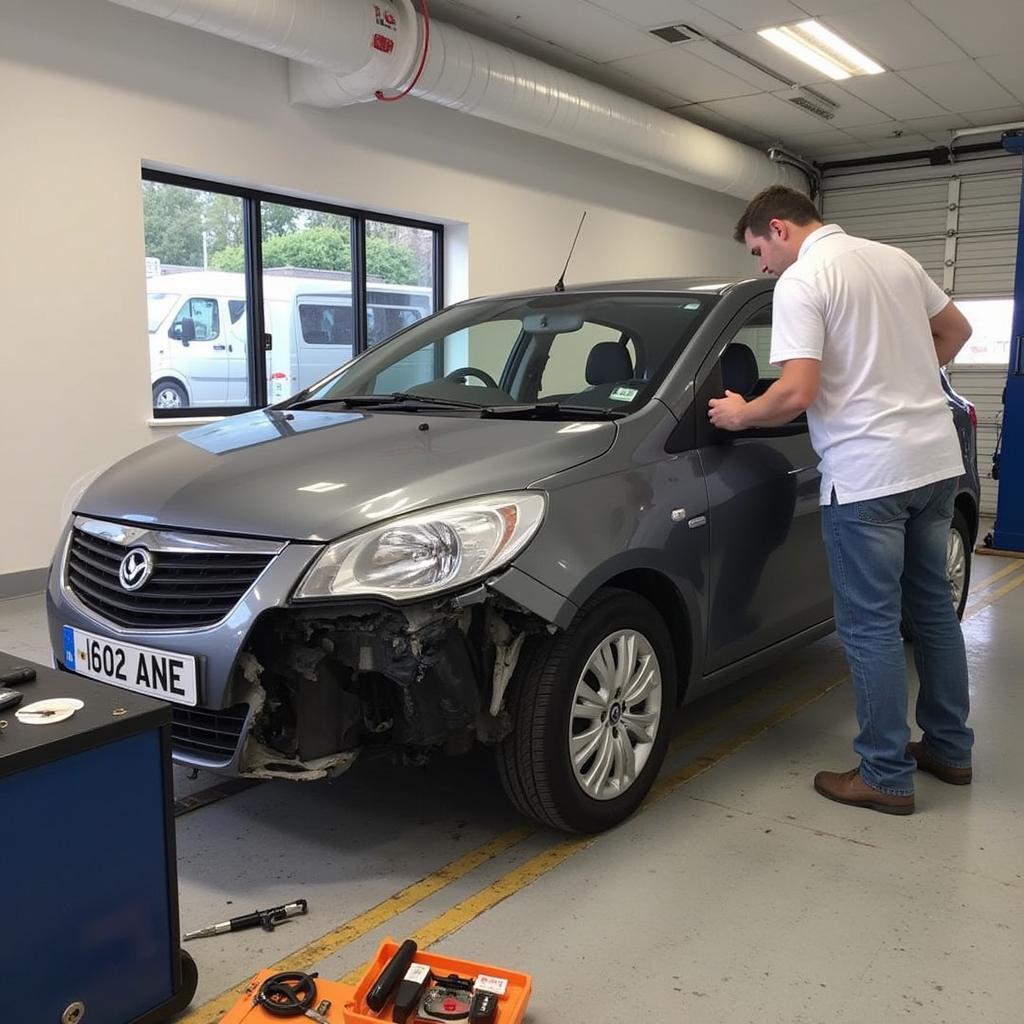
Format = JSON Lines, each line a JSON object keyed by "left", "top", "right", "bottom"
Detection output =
{"left": 428, "top": 0, "right": 1024, "bottom": 161}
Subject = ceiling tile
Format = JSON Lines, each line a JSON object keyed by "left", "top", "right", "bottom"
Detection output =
{"left": 962, "top": 105, "right": 1024, "bottom": 128}
{"left": 703, "top": 92, "right": 839, "bottom": 134}
{"left": 900, "top": 60, "right": 1017, "bottom": 113}
{"left": 902, "top": 113, "right": 972, "bottom": 141}
{"left": 811, "top": 142, "right": 878, "bottom": 158}
{"left": 820, "top": 1, "right": 965, "bottom": 71}
{"left": 429, "top": 0, "right": 668, "bottom": 63}
{"left": 610, "top": 46, "right": 762, "bottom": 102}
{"left": 683, "top": 39, "right": 793, "bottom": 92}
{"left": 794, "top": 81, "right": 891, "bottom": 128}
{"left": 911, "top": 0, "right": 1024, "bottom": 58}
{"left": 977, "top": 55, "right": 1024, "bottom": 105}
{"left": 691, "top": 0, "right": 810, "bottom": 31}
{"left": 839, "top": 73, "right": 946, "bottom": 119}
{"left": 791, "top": 0, "right": 880, "bottom": 13}
{"left": 844, "top": 122, "right": 925, "bottom": 144}
{"left": 583, "top": 0, "right": 738, "bottom": 37}
{"left": 669, "top": 104, "right": 774, "bottom": 146}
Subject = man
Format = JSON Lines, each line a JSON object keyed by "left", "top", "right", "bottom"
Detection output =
{"left": 710, "top": 185, "right": 975, "bottom": 815}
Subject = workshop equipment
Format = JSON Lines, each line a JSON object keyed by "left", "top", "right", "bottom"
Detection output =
{"left": 220, "top": 937, "right": 532, "bottom": 1024}
{"left": 0, "top": 650, "right": 197, "bottom": 1023}
{"left": 992, "top": 129, "right": 1024, "bottom": 552}
{"left": 184, "top": 899, "right": 309, "bottom": 940}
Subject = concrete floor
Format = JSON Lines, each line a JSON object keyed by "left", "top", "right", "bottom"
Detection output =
{"left": 2, "top": 546, "right": 1022, "bottom": 1023}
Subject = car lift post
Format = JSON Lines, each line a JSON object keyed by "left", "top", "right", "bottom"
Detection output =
{"left": 992, "top": 130, "right": 1024, "bottom": 552}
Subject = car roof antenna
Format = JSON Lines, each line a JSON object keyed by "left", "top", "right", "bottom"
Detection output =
{"left": 554, "top": 211, "right": 587, "bottom": 293}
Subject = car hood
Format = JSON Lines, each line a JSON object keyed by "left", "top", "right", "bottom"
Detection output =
{"left": 77, "top": 408, "right": 615, "bottom": 541}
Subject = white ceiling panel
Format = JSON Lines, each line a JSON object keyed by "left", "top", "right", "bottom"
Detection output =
{"left": 780, "top": 127, "right": 860, "bottom": 148}
{"left": 791, "top": 0, "right": 880, "bottom": 13}
{"left": 584, "top": 0, "right": 738, "bottom": 36}
{"left": 910, "top": 0, "right": 1024, "bottom": 59}
{"left": 595, "top": 66, "right": 698, "bottom": 108}
{"left": 811, "top": 142, "right": 878, "bottom": 158}
{"left": 962, "top": 106, "right": 1024, "bottom": 128}
{"left": 456, "top": 0, "right": 670, "bottom": 63}
{"left": 977, "top": 55, "right": 1024, "bottom": 105}
{"left": 690, "top": 0, "right": 810, "bottom": 31}
{"left": 796, "top": 81, "right": 890, "bottom": 128}
{"left": 820, "top": 1, "right": 965, "bottom": 71}
{"left": 901, "top": 60, "right": 1017, "bottom": 113}
{"left": 610, "top": 46, "right": 762, "bottom": 102}
{"left": 902, "top": 113, "right": 972, "bottom": 141}
{"left": 668, "top": 103, "right": 774, "bottom": 145}
{"left": 843, "top": 121, "right": 919, "bottom": 143}
{"left": 703, "top": 92, "right": 837, "bottom": 134}
{"left": 838, "top": 74, "right": 946, "bottom": 120}
{"left": 684, "top": 39, "right": 795, "bottom": 92}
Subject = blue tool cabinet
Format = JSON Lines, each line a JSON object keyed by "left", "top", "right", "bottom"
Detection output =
{"left": 0, "top": 650, "right": 197, "bottom": 1023}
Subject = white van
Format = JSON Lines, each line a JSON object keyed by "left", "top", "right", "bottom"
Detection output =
{"left": 146, "top": 270, "right": 433, "bottom": 409}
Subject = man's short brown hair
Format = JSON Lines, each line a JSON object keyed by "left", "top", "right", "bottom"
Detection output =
{"left": 733, "top": 185, "right": 821, "bottom": 243}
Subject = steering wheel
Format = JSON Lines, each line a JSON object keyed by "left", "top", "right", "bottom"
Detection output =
{"left": 444, "top": 366, "right": 500, "bottom": 388}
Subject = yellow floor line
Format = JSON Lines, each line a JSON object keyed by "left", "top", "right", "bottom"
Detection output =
{"left": 966, "top": 558, "right": 1024, "bottom": 601}
{"left": 177, "top": 826, "right": 533, "bottom": 1024}
{"left": 341, "top": 672, "right": 850, "bottom": 985}
{"left": 964, "top": 570, "right": 1024, "bottom": 620}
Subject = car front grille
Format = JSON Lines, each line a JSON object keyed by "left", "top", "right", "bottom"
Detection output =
{"left": 172, "top": 704, "right": 249, "bottom": 762}
{"left": 67, "top": 527, "right": 275, "bottom": 630}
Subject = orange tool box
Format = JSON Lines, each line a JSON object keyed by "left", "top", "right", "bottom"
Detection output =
{"left": 221, "top": 937, "right": 532, "bottom": 1024}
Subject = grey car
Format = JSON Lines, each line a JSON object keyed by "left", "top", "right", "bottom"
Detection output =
{"left": 47, "top": 277, "right": 980, "bottom": 833}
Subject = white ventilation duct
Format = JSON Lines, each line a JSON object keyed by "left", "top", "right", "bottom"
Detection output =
{"left": 106, "top": 0, "right": 805, "bottom": 198}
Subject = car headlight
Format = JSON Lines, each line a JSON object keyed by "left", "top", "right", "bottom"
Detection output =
{"left": 294, "top": 492, "right": 547, "bottom": 601}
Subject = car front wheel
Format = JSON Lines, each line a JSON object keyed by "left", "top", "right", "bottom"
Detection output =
{"left": 947, "top": 508, "right": 971, "bottom": 620}
{"left": 496, "top": 588, "right": 676, "bottom": 833}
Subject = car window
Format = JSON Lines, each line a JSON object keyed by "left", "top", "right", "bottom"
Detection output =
{"left": 731, "top": 306, "right": 778, "bottom": 383}
{"left": 368, "top": 304, "right": 426, "bottom": 346}
{"left": 170, "top": 297, "right": 219, "bottom": 341}
{"left": 228, "top": 299, "right": 247, "bottom": 324}
{"left": 296, "top": 294, "right": 712, "bottom": 414}
{"left": 299, "top": 302, "right": 353, "bottom": 345}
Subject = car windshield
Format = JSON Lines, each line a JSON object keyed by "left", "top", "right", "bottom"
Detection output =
{"left": 147, "top": 292, "right": 180, "bottom": 332}
{"left": 288, "top": 293, "right": 712, "bottom": 415}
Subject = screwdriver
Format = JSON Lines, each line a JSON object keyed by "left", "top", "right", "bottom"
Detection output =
{"left": 183, "top": 899, "right": 307, "bottom": 940}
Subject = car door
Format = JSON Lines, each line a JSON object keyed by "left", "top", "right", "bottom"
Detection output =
{"left": 696, "top": 299, "right": 833, "bottom": 672}
{"left": 167, "top": 295, "right": 228, "bottom": 405}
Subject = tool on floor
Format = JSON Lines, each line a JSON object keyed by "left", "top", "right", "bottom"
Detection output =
{"left": 0, "top": 666, "right": 36, "bottom": 685}
{"left": 255, "top": 971, "right": 331, "bottom": 1023}
{"left": 183, "top": 898, "right": 308, "bottom": 941}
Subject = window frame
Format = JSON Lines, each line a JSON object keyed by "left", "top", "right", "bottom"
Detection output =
{"left": 143, "top": 168, "right": 445, "bottom": 418}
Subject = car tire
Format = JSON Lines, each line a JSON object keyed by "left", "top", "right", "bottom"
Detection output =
{"left": 153, "top": 380, "right": 188, "bottom": 410}
{"left": 496, "top": 588, "right": 676, "bottom": 833}
{"left": 902, "top": 508, "right": 972, "bottom": 638}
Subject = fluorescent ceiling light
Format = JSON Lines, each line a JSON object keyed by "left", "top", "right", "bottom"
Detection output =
{"left": 759, "top": 20, "right": 885, "bottom": 80}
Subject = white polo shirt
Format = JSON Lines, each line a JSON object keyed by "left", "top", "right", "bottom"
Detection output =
{"left": 770, "top": 224, "right": 965, "bottom": 505}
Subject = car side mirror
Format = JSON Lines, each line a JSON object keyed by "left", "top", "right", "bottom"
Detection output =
{"left": 171, "top": 316, "right": 196, "bottom": 345}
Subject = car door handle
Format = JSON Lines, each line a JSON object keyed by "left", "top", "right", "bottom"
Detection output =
{"left": 213, "top": 344, "right": 227, "bottom": 351}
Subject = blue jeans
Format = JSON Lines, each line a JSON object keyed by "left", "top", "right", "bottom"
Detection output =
{"left": 821, "top": 477, "right": 973, "bottom": 796}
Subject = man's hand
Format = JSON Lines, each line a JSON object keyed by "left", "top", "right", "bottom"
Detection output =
{"left": 708, "top": 390, "right": 749, "bottom": 431}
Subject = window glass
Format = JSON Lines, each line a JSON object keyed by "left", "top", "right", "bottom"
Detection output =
{"left": 143, "top": 180, "right": 246, "bottom": 411}
{"left": 143, "top": 174, "right": 443, "bottom": 414}
{"left": 301, "top": 295, "right": 710, "bottom": 414}
{"left": 954, "top": 298, "right": 1014, "bottom": 366}
{"left": 171, "top": 297, "right": 219, "bottom": 341}
{"left": 365, "top": 220, "right": 436, "bottom": 346}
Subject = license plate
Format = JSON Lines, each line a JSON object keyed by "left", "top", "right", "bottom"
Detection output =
{"left": 63, "top": 626, "right": 198, "bottom": 707}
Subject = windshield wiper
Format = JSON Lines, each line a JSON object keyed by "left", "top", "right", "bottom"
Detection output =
{"left": 287, "top": 392, "right": 485, "bottom": 411}
{"left": 480, "top": 403, "right": 625, "bottom": 420}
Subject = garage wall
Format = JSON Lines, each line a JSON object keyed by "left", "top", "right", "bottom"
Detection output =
{"left": 822, "top": 154, "right": 1021, "bottom": 516}
{"left": 0, "top": 0, "right": 755, "bottom": 587}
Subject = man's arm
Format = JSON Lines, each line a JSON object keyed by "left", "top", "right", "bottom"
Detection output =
{"left": 930, "top": 301, "right": 973, "bottom": 366}
{"left": 708, "top": 358, "right": 820, "bottom": 431}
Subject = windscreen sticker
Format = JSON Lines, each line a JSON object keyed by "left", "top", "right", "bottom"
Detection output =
{"left": 610, "top": 387, "right": 639, "bottom": 402}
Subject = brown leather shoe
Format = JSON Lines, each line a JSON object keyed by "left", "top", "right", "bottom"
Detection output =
{"left": 907, "top": 741, "right": 972, "bottom": 785}
{"left": 813, "top": 768, "right": 915, "bottom": 815}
